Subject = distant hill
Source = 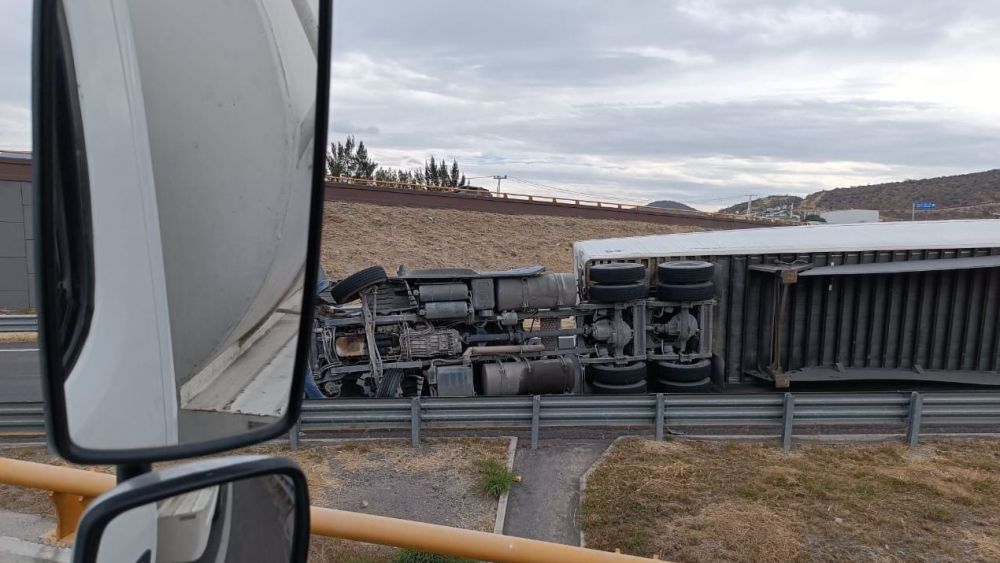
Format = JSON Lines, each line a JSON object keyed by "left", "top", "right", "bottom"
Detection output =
{"left": 647, "top": 200, "right": 697, "bottom": 211}
{"left": 719, "top": 195, "right": 802, "bottom": 216}
{"left": 800, "top": 169, "right": 1000, "bottom": 220}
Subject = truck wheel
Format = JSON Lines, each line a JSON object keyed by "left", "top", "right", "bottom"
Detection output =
{"left": 589, "top": 262, "right": 647, "bottom": 284}
{"left": 330, "top": 265, "right": 388, "bottom": 304}
{"left": 656, "top": 281, "right": 714, "bottom": 302}
{"left": 653, "top": 359, "right": 711, "bottom": 382}
{"left": 657, "top": 261, "right": 715, "bottom": 284}
{"left": 588, "top": 362, "right": 647, "bottom": 385}
{"left": 654, "top": 377, "right": 712, "bottom": 393}
{"left": 592, "top": 379, "right": 648, "bottom": 394}
{"left": 590, "top": 281, "right": 647, "bottom": 302}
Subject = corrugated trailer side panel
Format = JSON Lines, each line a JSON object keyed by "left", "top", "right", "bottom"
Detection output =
{"left": 746, "top": 247, "right": 1000, "bottom": 383}
{"left": 615, "top": 248, "right": 1000, "bottom": 384}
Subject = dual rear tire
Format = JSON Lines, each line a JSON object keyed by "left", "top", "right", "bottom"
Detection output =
{"left": 587, "top": 360, "right": 713, "bottom": 393}
{"left": 651, "top": 359, "right": 712, "bottom": 392}
{"left": 588, "top": 362, "right": 647, "bottom": 394}
{"left": 655, "top": 261, "right": 716, "bottom": 302}
{"left": 589, "top": 263, "right": 648, "bottom": 302}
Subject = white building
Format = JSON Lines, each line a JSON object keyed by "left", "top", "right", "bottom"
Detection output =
{"left": 820, "top": 209, "right": 880, "bottom": 224}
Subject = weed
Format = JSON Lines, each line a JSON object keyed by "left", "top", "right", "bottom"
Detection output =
{"left": 392, "top": 549, "right": 475, "bottom": 563}
{"left": 738, "top": 484, "right": 764, "bottom": 500}
{"left": 622, "top": 530, "right": 652, "bottom": 552}
{"left": 477, "top": 459, "right": 515, "bottom": 498}
{"left": 970, "top": 479, "right": 994, "bottom": 494}
{"left": 924, "top": 505, "right": 955, "bottom": 523}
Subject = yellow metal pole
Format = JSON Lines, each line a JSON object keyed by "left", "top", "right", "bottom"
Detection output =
{"left": 0, "top": 458, "right": 115, "bottom": 497}
{"left": 0, "top": 458, "right": 116, "bottom": 544}
{"left": 310, "top": 506, "right": 660, "bottom": 563}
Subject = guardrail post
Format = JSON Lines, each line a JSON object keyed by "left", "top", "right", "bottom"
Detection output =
{"left": 782, "top": 393, "right": 795, "bottom": 452}
{"left": 655, "top": 393, "right": 665, "bottom": 441}
{"left": 531, "top": 395, "right": 541, "bottom": 450}
{"left": 906, "top": 391, "right": 924, "bottom": 447}
{"left": 411, "top": 397, "right": 422, "bottom": 449}
{"left": 289, "top": 419, "right": 301, "bottom": 451}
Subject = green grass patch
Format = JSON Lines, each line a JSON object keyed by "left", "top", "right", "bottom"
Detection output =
{"left": 970, "top": 479, "right": 994, "bottom": 494}
{"left": 737, "top": 484, "right": 764, "bottom": 500}
{"left": 477, "top": 458, "right": 515, "bottom": 498}
{"left": 392, "top": 549, "right": 476, "bottom": 563}
{"left": 923, "top": 505, "right": 955, "bottom": 523}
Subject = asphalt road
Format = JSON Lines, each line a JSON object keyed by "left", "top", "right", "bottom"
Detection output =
{"left": 0, "top": 343, "right": 41, "bottom": 402}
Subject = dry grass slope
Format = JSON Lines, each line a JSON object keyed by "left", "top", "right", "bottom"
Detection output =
{"left": 583, "top": 438, "right": 1000, "bottom": 563}
{"left": 320, "top": 202, "right": 698, "bottom": 277}
{"left": 802, "top": 169, "right": 1000, "bottom": 220}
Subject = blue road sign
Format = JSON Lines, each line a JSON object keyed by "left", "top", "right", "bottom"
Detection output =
{"left": 914, "top": 201, "right": 936, "bottom": 210}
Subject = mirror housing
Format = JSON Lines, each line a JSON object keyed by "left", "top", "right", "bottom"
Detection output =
{"left": 32, "top": 0, "right": 332, "bottom": 463}
{"left": 73, "top": 456, "right": 310, "bottom": 563}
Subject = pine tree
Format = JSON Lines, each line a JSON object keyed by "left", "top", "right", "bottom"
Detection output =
{"left": 353, "top": 141, "right": 378, "bottom": 179}
{"left": 326, "top": 137, "right": 469, "bottom": 189}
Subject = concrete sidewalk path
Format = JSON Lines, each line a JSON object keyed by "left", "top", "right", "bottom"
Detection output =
{"left": 502, "top": 439, "right": 611, "bottom": 545}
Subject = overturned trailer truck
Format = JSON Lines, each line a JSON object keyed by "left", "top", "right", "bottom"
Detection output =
{"left": 310, "top": 220, "right": 1000, "bottom": 398}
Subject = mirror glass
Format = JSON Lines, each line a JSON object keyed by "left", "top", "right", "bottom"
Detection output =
{"left": 93, "top": 474, "right": 300, "bottom": 563}
{"left": 38, "top": 0, "right": 323, "bottom": 455}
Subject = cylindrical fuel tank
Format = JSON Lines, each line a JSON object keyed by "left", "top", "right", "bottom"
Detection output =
{"left": 480, "top": 357, "right": 579, "bottom": 395}
{"left": 424, "top": 301, "right": 469, "bottom": 319}
{"left": 495, "top": 273, "right": 577, "bottom": 311}
{"left": 417, "top": 283, "right": 469, "bottom": 302}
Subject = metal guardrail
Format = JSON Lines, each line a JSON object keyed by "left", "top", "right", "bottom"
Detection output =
{"left": 6, "top": 392, "right": 1000, "bottom": 452}
{"left": 293, "top": 391, "right": 1000, "bottom": 451}
{"left": 0, "top": 402, "right": 44, "bottom": 433}
{"left": 0, "top": 315, "right": 37, "bottom": 332}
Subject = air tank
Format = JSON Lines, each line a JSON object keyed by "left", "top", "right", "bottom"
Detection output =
{"left": 423, "top": 301, "right": 469, "bottom": 319}
{"left": 495, "top": 273, "right": 577, "bottom": 311}
{"left": 417, "top": 283, "right": 469, "bottom": 302}
{"left": 480, "top": 357, "right": 579, "bottom": 395}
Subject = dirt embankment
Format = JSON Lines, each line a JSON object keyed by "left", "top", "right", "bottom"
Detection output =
{"left": 320, "top": 202, "right": 698, "bottom": 278}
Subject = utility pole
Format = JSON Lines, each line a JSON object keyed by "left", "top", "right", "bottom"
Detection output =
{"left": 493, "top": 175, "right": 507, "bottom": 194}
{"left": 744, "top": 193, "right": 757, "bottom": 216}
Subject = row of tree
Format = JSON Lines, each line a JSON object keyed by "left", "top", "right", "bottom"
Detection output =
{"left": 326, "top": 135, "right": 467, "bottom": 188}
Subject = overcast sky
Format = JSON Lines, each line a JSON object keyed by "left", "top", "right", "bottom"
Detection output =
{"left": 3, "top": 1, "right": 999, "bottom": 209}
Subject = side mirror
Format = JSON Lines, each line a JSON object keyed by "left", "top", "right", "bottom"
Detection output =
{"left": 32, "top": 0, "right": 331, "bottom": 462}
{"left": 73, "top": 457, "right": 310, "bottom": 563}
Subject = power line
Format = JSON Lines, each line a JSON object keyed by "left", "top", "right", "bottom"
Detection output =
{"left": 492, "top": 175, "right": 507, "bottom": 194}
{"left": 506, "top": 177, "right": 642, "bottom": 205}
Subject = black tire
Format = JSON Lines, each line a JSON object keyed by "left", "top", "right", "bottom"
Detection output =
{"left": 376, "top": 368, "right": 404, "bottom": 398}
{"left": 592, "top": 379, "right": 648, "bottom": 394}
{"left": 590, "top": 281, "right": 647, "bottom": 302}
{"left": 656, "top": 281, "right": 715, "bottom": 302}
{"left": 590, "top": 262, "right": 647, "bottom": 284}
{"left": 330, "top": 266, "right": 388, "bottom": 304}
{"left": 657, "top": 261, "right": 715, "bottom": 284}
{"left": 653, "top": 359, "right": 711, "bottom": 383}
{"left": 654, "top": 377, "right": 712, "bottom": 393}
{"left": 588, "top": 362, "right": 648, "bottom": 385}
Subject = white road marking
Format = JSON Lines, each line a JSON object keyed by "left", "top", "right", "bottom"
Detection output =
{"left": 0, "top": 349, "right": 39, "bottom": 353}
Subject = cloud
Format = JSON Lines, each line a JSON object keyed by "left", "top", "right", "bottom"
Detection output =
{"left": 608, "top": 46, "right": 715, "bottom": 67}
{"left": 2, "top": 0, "right": 999, "bottom": 210}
